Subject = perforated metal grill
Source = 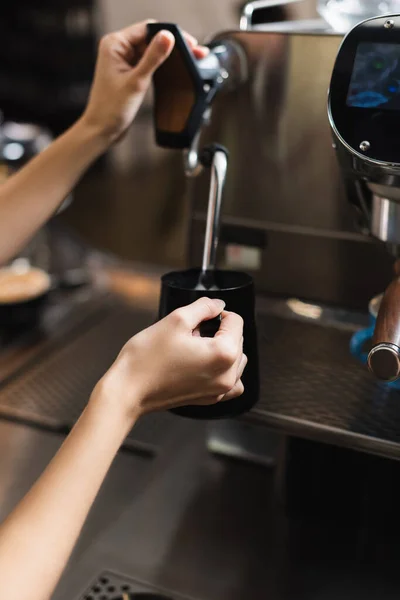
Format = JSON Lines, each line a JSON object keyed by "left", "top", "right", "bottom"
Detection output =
{"left": 2, "top": 291, "right": 400, "bottom": 457}
{"left": 0, "top": 299, "right": 178, "bottom": 454}
{"left": 251, "top": 313, "right": 400, "bottom": 457}
{"left": 79, "top": 570, "right": 188, "bottom": 600}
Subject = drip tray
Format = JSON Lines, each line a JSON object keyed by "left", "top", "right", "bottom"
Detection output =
{"left": 1, "top": 285, "right": 400, "bottom": 459}
{"left": 0, "top": 293, "right": 179, "bottom": 455}
{"left": 248, "top": 312, "right": 400, "bottom": 459}
{"left": 79, "top": 571, "right": 191, "bottom": 600}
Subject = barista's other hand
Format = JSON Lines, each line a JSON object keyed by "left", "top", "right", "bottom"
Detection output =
{"left": 82, "top": 20, "right": 208, "bottom": 145}
{"left": 93, "top": 298, "right": 246, "bottom": 421}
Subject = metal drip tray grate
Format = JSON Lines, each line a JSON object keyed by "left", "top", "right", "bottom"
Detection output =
{"left": 250, "top": 313, "right": 400, "bottom": 458}
{"left": 79, "top": 571, "right": 190, "bottom": 600}
{"left": 2, "top": 286, "right": 400, "bottom": 458}
{"left": 0, "top": 297, "right": 178, "bottom": 454}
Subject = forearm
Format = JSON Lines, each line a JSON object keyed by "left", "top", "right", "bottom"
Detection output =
{"left": 0, "top": 117, "right": 109, "bottom": 266}
{"left": 0, "top": 390, "right": 136, "bottom": 600}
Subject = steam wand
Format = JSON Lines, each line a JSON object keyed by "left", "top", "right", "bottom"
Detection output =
{"left": 195, "top": 143, "right": 228, "bottom": 291}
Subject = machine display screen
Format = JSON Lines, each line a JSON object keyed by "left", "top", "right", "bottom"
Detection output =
{"left": 347, "top": 42, "right": 400, "bottom": 109}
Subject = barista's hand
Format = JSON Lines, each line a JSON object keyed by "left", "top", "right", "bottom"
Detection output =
{"left": 93, "top": 298, "right": 247, "bottom": 420}
{"left": 82, "top": 20, "right": 208, "bottom": 144}
{"left": 0, "top": 298, "right": 244, "bottom": 600}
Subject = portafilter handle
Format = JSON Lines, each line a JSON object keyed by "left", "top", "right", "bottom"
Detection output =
{"left": 368, "top": 261, "right": 400, "bottom": 382}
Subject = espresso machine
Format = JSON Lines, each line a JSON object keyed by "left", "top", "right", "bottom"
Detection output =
{"left": 329, "top": 14, "right": 400, "bottom": 383}
{"left": 145, "top": 12, "right": 400, "bottom": 456}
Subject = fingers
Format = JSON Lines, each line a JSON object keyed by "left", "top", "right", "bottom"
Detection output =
{"left": 192, "top": 46, "right": 210, "bottom": 59}
{"left": 119, "top": 19, "right": 155, "bottom": 46}
{"left": 183, "top": 32, "right": 209, "bottom": 59}
{"left": 172, "top": 350, "right": 247, "bottom": 407}
{"left": 189, "top": 380, "right": 244, "bottom": 406}
{"left": 215, "top": 310, "right": 244, "bottom": 349}
{"left": 237, "top": 352, "right": 248, "bottom": 381}
{"left": 219, "top": 352, "right": 247, "bottom": 402}
{"left": 134, "top": 30, "right": 175, "bottom": 79}
{"left": 205, "top": 349, "right": 247, "bottom": 404}
{"left": 134, "top": 27, "right": 208, "bottom": 79}
{"left": 223, "top": 336, "right": 244, "bottom": 384}
{"left": 119, "top": 20, "right": 200, "bottom": 50}
{"left": 221, "top": 379, "right": 245, "bottom": 402}
{"left": 171, "top": 297, "right": 225, "bottom": 331}
{"left": 105, "top": 21, "right": 209, "bottom": 75}
{"left": 183, "top": 31, "right": 198, "bottom": 47}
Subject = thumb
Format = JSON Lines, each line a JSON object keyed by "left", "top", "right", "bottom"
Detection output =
{"left": 134, "top": 30, "right": 175, "bottom": 80}
{"left": 175, "top": 297, "right": 225, "bottom": 330}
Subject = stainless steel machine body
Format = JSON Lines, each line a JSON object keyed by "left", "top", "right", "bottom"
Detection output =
{"left": 188, "top": 24, "right": 396, "bottom": 309}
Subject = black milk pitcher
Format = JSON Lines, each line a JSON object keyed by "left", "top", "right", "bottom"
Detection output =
{"left": 159, "top": 268, "right": 259, "bottom": 419}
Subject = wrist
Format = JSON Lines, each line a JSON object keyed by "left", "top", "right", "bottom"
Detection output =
{"left": 89, "top": 366, "right": 143, "bottom": 430}
{"left": 73, "top": 113, "right": 114, "bottom": 156}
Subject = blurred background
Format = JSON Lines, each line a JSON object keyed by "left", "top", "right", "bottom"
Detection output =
{"left": 0, "top": 0, "right": 319, "bottom": 271}
{"left": 0, "top": 0, "right": 393, "bottom": 309}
